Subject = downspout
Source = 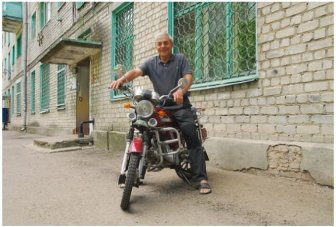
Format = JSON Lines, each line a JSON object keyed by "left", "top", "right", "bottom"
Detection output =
{"left": 21, "top": 2, "right": 28, "bottom": 131}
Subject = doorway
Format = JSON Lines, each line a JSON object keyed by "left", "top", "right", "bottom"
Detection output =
{"left": 76, "top": 58, "right": 90, "bottom": 135}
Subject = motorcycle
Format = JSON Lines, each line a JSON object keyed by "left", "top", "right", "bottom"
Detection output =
{"left": 115, "top": 77, "right": 209, "bottom": 210}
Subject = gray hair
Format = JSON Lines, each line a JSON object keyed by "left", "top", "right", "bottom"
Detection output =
{"left": 154, "top": 32, "right": 174, "bottom": 44}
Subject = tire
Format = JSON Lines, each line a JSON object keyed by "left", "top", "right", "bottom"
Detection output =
{"left": 175, "top": 158, "right": 193, "bottom": 185}
{"left": 120, "top": 153, "right": 139, "bottom": 210}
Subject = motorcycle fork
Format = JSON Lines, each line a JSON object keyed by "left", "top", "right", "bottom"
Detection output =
{"left": 118, "top": 127, "right": 134, "bottom": 185}
{"left": 138, "top": 131, "right": 149, "bottom": 181}
{"left": 118, "top": 129, "right": 149, "bottom": 186}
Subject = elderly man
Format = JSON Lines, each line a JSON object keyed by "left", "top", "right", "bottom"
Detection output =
{"left": 110, "top": 32, "right": 211, "bottom": 194}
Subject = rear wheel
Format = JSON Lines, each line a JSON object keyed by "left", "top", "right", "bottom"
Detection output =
{"left": 120, "top": 153, "right": 139, "bottom": 210}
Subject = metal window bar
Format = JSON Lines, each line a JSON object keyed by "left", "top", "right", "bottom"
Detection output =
{"left": 172, "top": 2, "right": 256, "bottom": 89}
{"left": 30, "top": 71, "right": 35, "bottom": 113}
{"left": 111, "top": 3, "right": 134, "bottom": 99}
{"left": 40, "top": 64, "right": 50, "bottom": 112}
{"left": 16, "top": 81, "right": 21, "bottom": 115}
{"left": 57, "top": 64, "right": 66, "bottom": 107}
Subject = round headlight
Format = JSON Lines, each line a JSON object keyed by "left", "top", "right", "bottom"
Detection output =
{"left": 136, "top": 100, "right": 154, "bottom": 118}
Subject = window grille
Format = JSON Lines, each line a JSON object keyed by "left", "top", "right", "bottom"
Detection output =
{"left": 111, "top": 3, "right": 134, "bottom": 99}
{"left": 57, "top": 64, "right": 66, "bottom": 108}
{"left": 40, "top": 64, "right": 50, "bottom": 112}
{"left": 169, "top": 2, "right": 257, "bottom": 89}
{"left": 30, "top": 71, "right": 36, "bottom": 113}
{"left": 16, "top": 81, "right": 21, "bottom": 115}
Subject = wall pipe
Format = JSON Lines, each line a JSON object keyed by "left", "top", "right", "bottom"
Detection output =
{"left": 21, "top": 2, "right": 28, "bottom": 131}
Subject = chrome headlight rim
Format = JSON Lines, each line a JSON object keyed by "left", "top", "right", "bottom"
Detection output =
{"left": 136, "top": 100, "right": 154, "bottom": 118}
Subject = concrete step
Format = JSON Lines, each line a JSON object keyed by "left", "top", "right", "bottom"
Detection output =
{"left": 33, "top": 135, "right": 94, "bottom": 151}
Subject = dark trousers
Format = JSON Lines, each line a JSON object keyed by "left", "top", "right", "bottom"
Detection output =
{"left": 169, "top": 107, "right": 208, "bottom": 182}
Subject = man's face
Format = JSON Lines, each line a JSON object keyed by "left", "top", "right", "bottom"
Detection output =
{"left": 155, "top": 35, "right": 173, "bottom": 58}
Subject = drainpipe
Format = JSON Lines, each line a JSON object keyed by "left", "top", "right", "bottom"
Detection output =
{"left": 21, "top": 2, "right": 28, "bottom": 131}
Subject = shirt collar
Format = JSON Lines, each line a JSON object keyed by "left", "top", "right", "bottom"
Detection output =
{"left": 157, "top": 54, "right": 175, "bottom": 64}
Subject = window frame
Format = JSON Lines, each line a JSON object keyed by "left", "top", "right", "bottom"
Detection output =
{"left": 168, "top": 2, "right": 257, "bottom": 91}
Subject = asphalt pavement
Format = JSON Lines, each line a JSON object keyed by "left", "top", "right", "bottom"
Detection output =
{"left": 2, "top": 130, "right": 334, "bottom": 225}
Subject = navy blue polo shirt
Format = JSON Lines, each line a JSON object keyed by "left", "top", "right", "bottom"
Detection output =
{"left": 139, "top": 53, "right": 193, "bottom": 108}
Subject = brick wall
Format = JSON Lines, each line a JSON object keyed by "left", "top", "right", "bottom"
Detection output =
{"left": 255, "top": 2, "right": 333, "bottom": 143}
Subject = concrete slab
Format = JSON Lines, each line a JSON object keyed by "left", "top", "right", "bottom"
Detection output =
{"left": 33, "top": 135, "right": 93, "bottom": 150}
{"left": 204, "top": 137, "right": 270, "bottom": 170}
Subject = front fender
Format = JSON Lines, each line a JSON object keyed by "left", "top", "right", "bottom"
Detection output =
{"left": 128, "top": 136, "right": 143, "bottom": 154}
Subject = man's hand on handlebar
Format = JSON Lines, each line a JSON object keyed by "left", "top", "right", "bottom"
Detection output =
{"left": 109, "top": 77, "right": 124, "bottom": 90}
{"left": 173, "top": 88, "right": 184, "bottom": 105}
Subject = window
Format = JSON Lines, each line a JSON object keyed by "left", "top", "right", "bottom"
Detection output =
{"left": 8, "top": 53, "right": 11, "bottom": 77}
{"left": 12, "top": 45, "right": 15, "bottom": 65}
{"left": 40, "top": 64, "right": 50, "bottom": 112}
{"left": 76, "top": 2, "right": 85, "bottom": 9}
{"left": 17, "top": 34, "right": 22, "bottom": 58}
{"left": 2, "top": 58, "right": 8, "bottom": 74}
{"left": 11, "top": 85, "right": 15, "bottom": 114}
{"left": 4, "top": 58, "right": 7, "bottom": 78}
{"left": 16, "top": 81, "right": 21, "bottom": 116}
{"left": 57, "top": 2, "right": 65, "bottom": 10}
{"left": 169, "top": 2, "right": 257, "bottom": 89}
{"left": 30, "top": 71, "right": 36, "bottom": 113}
{"left": 3, "top": 32, "right": 6, "bottom": 46}
{"left": 31, "top": 12, "right": 36, "bottom": 38}
{"left": 111, "top": 3, "right": 134, "bottom": 99}
{"left": 40, "top": 2, "right": 51, "bottom": 28}
{"left": 57, "top": 64, "right": 66, "bottom": 108}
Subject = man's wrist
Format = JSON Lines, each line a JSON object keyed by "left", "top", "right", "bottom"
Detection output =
{"left": 121, "top": 75, "right": 128, "bottom": 83}
{"left": 178, "top": 87, "right": 185, "bottom": 95}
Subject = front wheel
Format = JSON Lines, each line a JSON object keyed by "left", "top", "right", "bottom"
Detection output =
{"left": 120, "top": 153, "right": 139, "bottom": 210}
